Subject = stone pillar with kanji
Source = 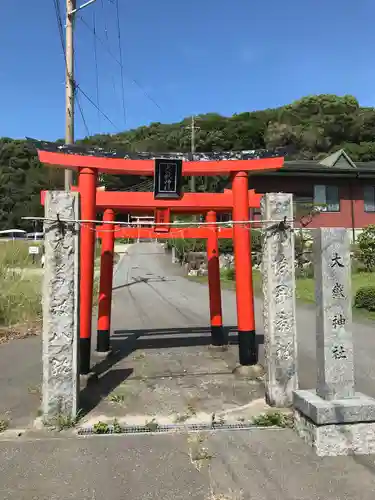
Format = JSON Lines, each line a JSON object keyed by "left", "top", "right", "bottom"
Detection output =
{"left": 261, "top": 193, "right": 297, "bottom": 407}
{"left": 293, "top": 227, "right": 375, "bottom": 456}
{"left": 42, "top": 191, "right": 80, "bottom": 422}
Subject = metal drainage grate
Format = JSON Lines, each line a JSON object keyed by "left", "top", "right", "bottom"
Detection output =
{"left": 77, "top": 422, "right": 258, "bottom": 436}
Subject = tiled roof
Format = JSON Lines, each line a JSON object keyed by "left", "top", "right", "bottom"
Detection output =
{"left": 281, "top": 150, "right": 375, "bottom": 173}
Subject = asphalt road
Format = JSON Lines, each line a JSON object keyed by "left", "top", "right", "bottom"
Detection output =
{"left": 109, "top": 242, "right": 375, "bottom": 398}
{"left": 1, "top": 430, "right": 375, "bottom": 500}
{"left": 1, "top": 242, "right": 375, "bottom": 499}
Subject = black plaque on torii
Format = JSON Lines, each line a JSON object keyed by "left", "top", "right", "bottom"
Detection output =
{"left": 154, "top": 158, "right": 183, "bottom": 200}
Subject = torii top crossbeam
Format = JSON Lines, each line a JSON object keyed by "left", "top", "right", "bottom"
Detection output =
{"left": 31, "top": 140, "right": 284, "bottom": 176}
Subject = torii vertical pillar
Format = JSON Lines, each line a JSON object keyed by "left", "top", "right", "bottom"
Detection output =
{"left": 97, "top": 208, "right": 115, "bottom": 354}
{"left": 79, "top": 167, "right": 97, "bottom": 374}
{"left": 232, "top": 171, "right": 257, "bottom": 365}
{"left": 206, "top": 210, "right": 225, "bottom": 346}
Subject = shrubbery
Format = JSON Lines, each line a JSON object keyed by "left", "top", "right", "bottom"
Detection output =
{"left": 357, "top": 225, "right": 375, "bottom": 272}
{"left": 221, "top": 267, "right": 235, "bottom": 281}
{"left": 354, "top": 286, "right": 375, "bottom": 311}
{"left": 167, "top": 229, "right": 262, "bottom": 262}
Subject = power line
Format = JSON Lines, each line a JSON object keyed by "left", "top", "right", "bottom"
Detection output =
{"left": 115, "top": 0, "right": 127, "bottom": 127}
{"left": 76, "top": 85, "right": 120, "bottom": 131}
{"left": 101, "top": 0, "right": 109, "bottom": 40}
{"left": 52, "top": 0, "right": 117, "bottom": 138}
{"left": 79, "top": 16, "right": 119, "bottom": 64}
{"left": 52, "top": 0, "right": 67, "bottom": 65}
{"left": 78, "top": 14, "right": 163, "bottom": 111}
{"left": 92, "top": 9, "right": 101, "bottom": 131}
{"left": 76, "top": 91, "right": 90, "bottom": 136}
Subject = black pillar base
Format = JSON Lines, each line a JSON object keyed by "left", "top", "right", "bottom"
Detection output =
{"left": 211, "top": 325, "right": 227, "bottom": 346}
{"left": 80, "top": 337, "right": 91, "bottom": 375}
{"left": 96, "top": 329, "right": 110, "bottom": 353}
{"left": 238, "top": 330, "right": 257, "bottom": 366}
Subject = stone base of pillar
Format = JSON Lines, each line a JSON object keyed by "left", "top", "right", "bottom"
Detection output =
{"left": 80, "top": 372, "right": 98, "bottom": 390}
{"left": 294, "top": 390, "right": 375, "bottom": 425}
{"left": 294, "top": 409, "right": 375, "bottom": 457}
{"left": 232, "top": 363, "right": 264, "bottom": 379}
{"left": 208, "top": 344, "right": 229, "bottom": 353}
{"left": 94, "top": 349, "right": 113, "bottom": 359}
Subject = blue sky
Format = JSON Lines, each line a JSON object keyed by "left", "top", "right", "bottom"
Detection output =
{"left": 1, "top": 0, "right": 375, "bottom": 141}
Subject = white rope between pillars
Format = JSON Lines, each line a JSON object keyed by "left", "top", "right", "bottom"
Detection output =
{"left": 22, "top": 216, "right": 295, "bottom": 227}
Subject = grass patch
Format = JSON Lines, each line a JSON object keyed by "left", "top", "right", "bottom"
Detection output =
{"left": 189, "top": 269, "right": 375, "bottom": 321}
{"left": 0, "top": 240, "right": 42, "bottom": 268}
{"left": 0, "top": 273, "right": 41, "bottom": 327}
{"left": 0, "top": 242, "right": 42, "bottom": 329}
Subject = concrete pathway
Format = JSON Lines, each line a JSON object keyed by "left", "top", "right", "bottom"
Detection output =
{"left": 83, "top": 242, "right": 266, "bottom": 425}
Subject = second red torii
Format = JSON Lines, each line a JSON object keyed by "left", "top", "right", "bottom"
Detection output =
{"left": 96, "top": 226, "right": 234, "bottom": 240}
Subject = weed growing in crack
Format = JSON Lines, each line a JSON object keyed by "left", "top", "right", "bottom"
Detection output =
{"left": 113, "top": 418, "right": 122, "bottom": 434}
{"left": 0, "top": 419, "right": 9, "bottom": 433}
{"left": 252, "top": 410, "right": 293, "bottom": 428}
{"left": 93, "top": 421, "right": 110, "bottom": 434}
{"left": 109, "top": 392, "right": 126, "bottom": 404}
{"left": 174, "top": 413, "right": 189, "bottom": 423}
{"left": 188, "top": 433, "right": 214, "bottom": 471}
{"left": 174, "top": 397, "right": 200, "bottom": 423}
{"left": 28, "top": 385, "right": 41, "bottom": 396}
{"left": 211, "top": 413, "right": 225, "bottom": 427}
{"left": 145, "top": 418, "right": 159, "bottom": 432}
{"left": 45, "top": 410, "right": 82, "bottom": 431}
{"left": 206, "top": 491, "right": 244, "bottom": 500}
{"left": 133, "top": 351, "right": 146, "bottom": 360}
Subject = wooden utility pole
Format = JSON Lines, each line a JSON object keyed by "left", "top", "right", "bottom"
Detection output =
{"left": 189, "top": 115, "right": 200, "bottom": 193}
{"left": 64, "top": 0, "right": 97, "bottom": 190}
{"left": 65, "top": 0, "right": 76, "bottom": 190}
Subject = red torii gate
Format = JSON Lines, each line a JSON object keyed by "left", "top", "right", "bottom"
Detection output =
{"left": 41, "top": 188, "right": 262, "bottom": 363}
{"left": 36, "top": 141, "right": 284, "bottom": 374}
{"left": 93, "top": 190, "right": 262, "bottom": 354}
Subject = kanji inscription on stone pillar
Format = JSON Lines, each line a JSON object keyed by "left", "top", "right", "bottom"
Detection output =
{"left": 314, "top": 227, "right": 354, "bottom": 400}
{"left": 42, "top": 191, "right": 80, "bottom": 421}
{"left": 261, "top": 193, "right": 297, "bottom": 407}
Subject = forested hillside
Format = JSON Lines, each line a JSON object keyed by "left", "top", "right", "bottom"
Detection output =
{"left": 1, "top": 94, "right": 375, "bottom": 230}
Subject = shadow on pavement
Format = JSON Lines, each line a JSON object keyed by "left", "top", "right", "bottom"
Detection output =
{"left": 80, "top": 327, "right": 265, "bottom": 416}
{"left": 112, "top": 276, "right": 176, "bottom": 292}
{"left": 80, "top": 367, "right": 134, "bottom": 416}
